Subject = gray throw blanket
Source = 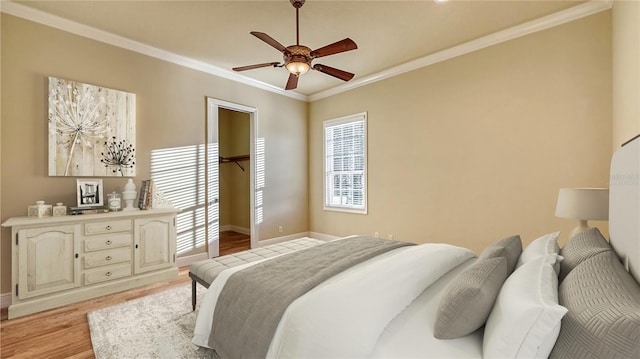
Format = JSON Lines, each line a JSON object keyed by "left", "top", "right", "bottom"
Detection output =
{"left": 208, "top": 236, "right": 414, "bottom": 359}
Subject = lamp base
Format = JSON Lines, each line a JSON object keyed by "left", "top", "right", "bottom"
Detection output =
{"left": 568, "top": 220, "right": 590, "bottom": 240}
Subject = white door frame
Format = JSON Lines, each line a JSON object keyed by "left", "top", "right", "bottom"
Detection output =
{"left": 206, "top": 97, "right": 259, "bottom": 257}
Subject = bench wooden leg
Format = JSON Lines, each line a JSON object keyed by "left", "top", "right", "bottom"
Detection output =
{"left": 192, "top": 279, "right": 196, "bottom": 311}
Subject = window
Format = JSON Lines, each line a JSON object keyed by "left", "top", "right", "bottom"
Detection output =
{"left": 324, "top": 112, "right": 367, "bottom": 214}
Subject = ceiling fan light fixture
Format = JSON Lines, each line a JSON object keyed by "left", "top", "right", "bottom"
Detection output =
{"left": 286, "top": 61, "right": 310, "bottom": 76}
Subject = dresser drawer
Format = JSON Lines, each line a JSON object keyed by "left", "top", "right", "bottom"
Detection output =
{"left": 83, "top": 233, "right": 131, "bottom": 252}
{"left": 83, "top": 247, "right": 131, "bottom": 269}
{"left": 83, "top": 263, "right": 131, "bottom": 285}
{"left": 84, "top": 219, "right": 131, "bottom": 236}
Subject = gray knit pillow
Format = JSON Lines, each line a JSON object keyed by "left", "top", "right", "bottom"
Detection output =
{"left": 480, "top": 235, "right": 522, "bottom": 275}
{"left": 434, "top": 257, "right": 508, "bottom": 339}
{"left": 550, "top": 251, "right": 640, "bottom": 359}
{"left": 559, "top": 228, "right": 611, "bottom": 281}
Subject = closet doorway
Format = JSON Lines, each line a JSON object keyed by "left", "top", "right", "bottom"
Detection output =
{"left": 218, "top": 108, "right": 251, "bottom": 255}
{"left": 205, "top": 98, "right": 258, "bottom": 258}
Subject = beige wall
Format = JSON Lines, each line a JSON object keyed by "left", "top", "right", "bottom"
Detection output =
{"left": 1, "top": 7, "right": 624, "bottom": 296}
{"left": 0, "top": 14, "right": 309, "bottom": 293}
{"left": 309, "top": 12, "right": 612, "bottom": 254}
{"left": 219, "top": 109, "right": 251, "bottom": 230}
{"left": 612, "top": 0, "right": 640, "bottom": 149}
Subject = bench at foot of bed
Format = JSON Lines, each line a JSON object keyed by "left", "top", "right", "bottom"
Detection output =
{"left": 188, "top": 237, "right": 326, "bottom": 310}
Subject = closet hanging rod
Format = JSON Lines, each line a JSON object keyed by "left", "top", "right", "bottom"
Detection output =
{"left": 219, "top": 155, "right": 250, "bottom": 171}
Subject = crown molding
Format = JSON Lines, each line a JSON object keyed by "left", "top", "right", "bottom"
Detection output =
{"left": 0, "top": 0, "right": 308, "bottom": 102}
{"left": 2, "top": 0, "right": 612, "bottom": 103}
{"left": 309, "top": 0, "right": 613, "bottom": 102}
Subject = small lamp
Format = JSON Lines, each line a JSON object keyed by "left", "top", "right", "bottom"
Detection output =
{"left": 555, "top": 188, "right": 609, "bottom": 239}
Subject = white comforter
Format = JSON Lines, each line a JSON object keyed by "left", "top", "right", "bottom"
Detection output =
{"left": 193, "top": 242, "right": 475, "bottom": 358}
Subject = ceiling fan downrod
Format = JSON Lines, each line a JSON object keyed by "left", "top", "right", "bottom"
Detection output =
{"left": 291, "top": 0, "right": 305, "bottom": 46}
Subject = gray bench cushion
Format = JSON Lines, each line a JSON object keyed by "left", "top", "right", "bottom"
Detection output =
{"left": 189, "top": 237, "right": 326, "bottom": 286}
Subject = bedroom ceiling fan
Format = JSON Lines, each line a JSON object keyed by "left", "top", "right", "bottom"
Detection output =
{"left": 232, "top": 0, "right": 357, "bottom": 90}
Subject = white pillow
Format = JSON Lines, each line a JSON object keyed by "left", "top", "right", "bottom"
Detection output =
{"left": 517, "top": 232, "right": 562, "bottom": 274}
{"left": 483, "top": 254, "right": 568, "bottom": 359}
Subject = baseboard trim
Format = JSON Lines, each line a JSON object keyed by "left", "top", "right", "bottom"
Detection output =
{"left": 1, "top": 292, "right": 12, "bottom": 309}
{"left": 308, "top": 232, "right": 342, "bottom": 241}
{"left": 219, "top": 225, "right": 251, "bottom": 236}
{"left": 258, "top": 232, "right": 313, "bottom": 246}
{"left": 257, "top": 231, "right": 343, "bottom": 246}
{"left": 176, "top": 252, "right": 209, "bottom": 268}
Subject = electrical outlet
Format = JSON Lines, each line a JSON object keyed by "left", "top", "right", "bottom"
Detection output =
{"left": 278, "top": 225, "right": 283, "bottom": 233}
{"left": 374, "top": 232, "right": 379, "bottom": 238}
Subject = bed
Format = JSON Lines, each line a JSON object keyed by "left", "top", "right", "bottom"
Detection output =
{"left": 192, "top": 135, "right": 640, "bottom": 358}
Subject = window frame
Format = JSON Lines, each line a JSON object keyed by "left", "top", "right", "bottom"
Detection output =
{"left": 323, "top": 112, "right": 368, "bottom": 214}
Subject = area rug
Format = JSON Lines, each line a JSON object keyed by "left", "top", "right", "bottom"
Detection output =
{"left": 88, "top": 284, "right": 215, "bottom": 359}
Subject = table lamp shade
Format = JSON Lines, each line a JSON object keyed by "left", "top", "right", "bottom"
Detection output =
{"left": 555, "top": 188, "right": 609, "bottom": 221}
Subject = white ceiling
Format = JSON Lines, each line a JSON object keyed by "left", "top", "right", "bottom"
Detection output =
{"left": 7, "top": 0, "right": 606, "bottom": 100}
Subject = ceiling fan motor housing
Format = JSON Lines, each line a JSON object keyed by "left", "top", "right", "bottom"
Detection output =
{"left": 285, "top": 45, "right": 312, "bottom": 65}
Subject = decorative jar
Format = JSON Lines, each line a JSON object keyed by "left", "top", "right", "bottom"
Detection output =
{"left": 53, "top": 203, "right": 67, "bottom": 216}
{"left": 108, "top": 192, "right": 122, "bottom": 211}
{"left": 122, "top": 179, "right": 138, "bottom": 211}
{"left": 27, "top": 201, "right": 53, "bottom": 218}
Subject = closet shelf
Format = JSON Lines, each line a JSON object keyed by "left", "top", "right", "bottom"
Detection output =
{"left": 219, "top": 155, "right": 250, "bottom": 171}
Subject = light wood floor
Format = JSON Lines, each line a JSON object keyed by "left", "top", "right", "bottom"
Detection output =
{"left": 219, "top": 230, "right": 251, "bottom": 255}
{"left": 0, "top": 231, "right": 250, "bottom": 359}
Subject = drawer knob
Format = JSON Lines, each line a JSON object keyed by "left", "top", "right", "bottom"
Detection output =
{"left": 106, "top": 256, "right": 112, "bottom": 261}
{"left": 106, "top": 240, "right": 112, "bottom": 245}
{"left": 106, "top": 271, "right": 112, "bottom": 277}
{"left": 106, "top": 225, "right": 112, "bottom": 230}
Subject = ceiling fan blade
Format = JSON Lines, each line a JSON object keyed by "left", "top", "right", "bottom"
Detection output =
{"left": 285, "top": 73, "right": 299, "bottom": 90}
{"left": 310, "top": 38, "right": 357, "bottom": 58}
{"left": 232, "top": 62, "right": 280, "bottom": 72}
{"left": 313, "top": 64, "right": 355, "bottom": 82}
{"left": 250, "top": 31, "right": 289, "bottom": 53}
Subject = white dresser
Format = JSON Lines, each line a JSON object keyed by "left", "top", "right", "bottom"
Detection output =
{"left": 2, "top": 208, "right": 180, "bottom": 319}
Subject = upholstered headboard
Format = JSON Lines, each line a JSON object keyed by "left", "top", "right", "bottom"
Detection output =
{"left": 550, "top": 135, "right": 640, "bottom": 359}
{"left": 609, "top": 135, "right": 640, "bottom": 282}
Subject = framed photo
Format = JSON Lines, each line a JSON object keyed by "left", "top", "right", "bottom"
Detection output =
{"left": 76, "top": 179, "right": 104, "bottom": 207}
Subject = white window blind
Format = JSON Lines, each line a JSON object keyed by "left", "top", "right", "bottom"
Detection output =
{"left": 324, "top": 112, "right": 367, "bottom": 214}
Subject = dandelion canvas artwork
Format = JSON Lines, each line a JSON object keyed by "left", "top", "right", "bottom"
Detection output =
{"left": 48, "top": 77, "right": 136, "bottom": 176}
